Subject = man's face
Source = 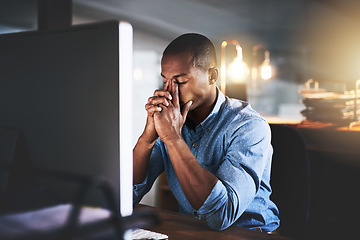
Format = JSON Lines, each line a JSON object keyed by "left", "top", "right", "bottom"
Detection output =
{"left": 160, "top": 52, "right": 215, "bottom": 112}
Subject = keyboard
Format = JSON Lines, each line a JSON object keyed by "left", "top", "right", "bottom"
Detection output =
{"left": 131, "top": 228, "right": 168, "bottom": 240}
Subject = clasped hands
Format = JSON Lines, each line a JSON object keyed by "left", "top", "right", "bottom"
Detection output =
{"left": 144, "top": 80, "right": 193, "bottom": 144}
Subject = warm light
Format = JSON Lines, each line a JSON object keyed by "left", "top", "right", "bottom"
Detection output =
{"left": 251, "top": 67, "right": 258, "bottom": 81}
{"left": 228, "top": 56, "right": 250, "bottom": 83}
{"left": 220, "top": 64, "right": 226, "bottom": 82}
{"left": 260, "top": 63, "right": 272, "bottom": 80}
{"left": 260, "top": 50, "right": 272, "bottom": 80}
{"left": 221, "top": 41, "right": 250, "bottom": 91}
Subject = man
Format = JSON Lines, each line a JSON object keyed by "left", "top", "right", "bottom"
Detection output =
{"left": 133, "top": 33, "right": 280, "bottom": 232}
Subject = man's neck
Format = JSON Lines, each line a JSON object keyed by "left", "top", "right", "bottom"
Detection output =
{"left": 186, "top": 89, "right": 218, "bottom": 130}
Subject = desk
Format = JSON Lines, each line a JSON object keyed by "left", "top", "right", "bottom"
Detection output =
{"left": 268, "top": 122, "right": 360, "bottom": 239}
{"left": 134, "top": 205, "right": 292, "bottom": 240}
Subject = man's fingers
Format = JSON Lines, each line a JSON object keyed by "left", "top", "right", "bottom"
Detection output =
{"left": 171, "top": 80, "right": 180, "bottom": 107}
{"left": 145, "top": 103, "right": 163, "bottom": 114}
{"left": 148, "top": 96, "right": 170, "bottom": 107}
{"left": 163, "top": 80, "right": 169, "bottom": 91}
{"left": 181, "top": 100, "right": 193, "bottom": 119}
{"left": 153, "top": 90, "right": 172, "bottom": 101}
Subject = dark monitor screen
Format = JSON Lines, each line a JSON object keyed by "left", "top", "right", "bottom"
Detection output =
{"left": 0, "top": 20, "right": 133, "bottom": 216}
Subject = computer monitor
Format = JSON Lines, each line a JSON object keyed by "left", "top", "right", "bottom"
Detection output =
{"left": 0, "top": 20, "right": 133, "bottom": 217}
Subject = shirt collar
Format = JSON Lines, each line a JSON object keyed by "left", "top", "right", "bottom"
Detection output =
{"left": 196, "top": 87, "right": 226, "bottom": 132}
{"left": 207, "top": 87, "right": 225, "bottom": 118}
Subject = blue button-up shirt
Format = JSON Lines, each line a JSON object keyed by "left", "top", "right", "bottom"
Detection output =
{"left": 133, "top": 89, "right": 280, "bottom": 232}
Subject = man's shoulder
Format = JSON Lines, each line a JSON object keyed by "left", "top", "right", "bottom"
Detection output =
{"left": 221, "top": 97, "right": 264, "bottom": 122}
{"left": 217, "top": 98, "right": 269, "bottom": 136}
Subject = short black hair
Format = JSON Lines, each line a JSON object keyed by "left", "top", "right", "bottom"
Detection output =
{"left": 163, "top": 33, "right": 217, "bottom": 72}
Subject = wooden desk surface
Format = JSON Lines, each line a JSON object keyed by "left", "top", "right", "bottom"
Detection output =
{"left": 134, "top": 205, "right": 292, "bottom": 240}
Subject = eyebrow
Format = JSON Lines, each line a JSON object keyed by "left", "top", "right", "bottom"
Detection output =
{"left": 161, "top": 73, "right": 188, "bottom": 79}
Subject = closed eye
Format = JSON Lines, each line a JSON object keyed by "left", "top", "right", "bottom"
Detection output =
{"left": 174, "top": 79, "right": 188, "bottom": 85}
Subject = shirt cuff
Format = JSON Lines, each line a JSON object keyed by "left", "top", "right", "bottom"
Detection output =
{"left": 133, "top": 175, "right": 149, "bottom": 202}
{"left": 196, "top": 180, "right": 227, "bottom": 218}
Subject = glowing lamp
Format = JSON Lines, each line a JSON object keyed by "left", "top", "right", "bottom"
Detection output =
{"left": 260, "top": 50, "right": 272, "bottom": 80}
{"left": 220, "top": 40, "right": 249, "bottom": 93}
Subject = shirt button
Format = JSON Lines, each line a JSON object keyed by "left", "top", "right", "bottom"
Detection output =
{"left": 192, "top": 143, "right": 197, "bottom": 147}
{"left": 205, "top": 128, "right": 210, "bottom": 132}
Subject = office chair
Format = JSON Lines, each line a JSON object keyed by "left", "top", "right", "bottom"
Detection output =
{"left": 269, "top": 124, "right": 311, "bottom": 240}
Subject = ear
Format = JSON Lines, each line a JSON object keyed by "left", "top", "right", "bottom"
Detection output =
{"left": 208, "top": 67, "right": 219, "bottom": 85}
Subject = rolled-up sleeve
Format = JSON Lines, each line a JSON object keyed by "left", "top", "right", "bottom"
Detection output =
{"left": 197, "top": 118, "right": 272, "bottom": 230}
{"left": 133, "top": 175, "right": 150, "bottom": 204}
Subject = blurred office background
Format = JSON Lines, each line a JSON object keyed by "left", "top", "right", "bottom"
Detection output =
{"left": 1, "top": 0, "right": 360, "bottom": 207}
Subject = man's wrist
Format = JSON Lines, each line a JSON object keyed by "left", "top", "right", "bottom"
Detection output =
{"left": 138, "top": 134, "right": 158, "bottom": 148}
{"left": 162, "top": 135, "right": 184, "bottom": 148}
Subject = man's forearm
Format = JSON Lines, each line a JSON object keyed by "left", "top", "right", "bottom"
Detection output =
{"left": 165, "top": 137, "right": 218, "bottom": 210}
{"left": 133, "top": 136, "right": 157, "bottom": 184}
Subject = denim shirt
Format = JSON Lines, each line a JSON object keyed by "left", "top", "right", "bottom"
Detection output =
{"left": 133, "top": 89, "right": 280, "bottom": 232}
